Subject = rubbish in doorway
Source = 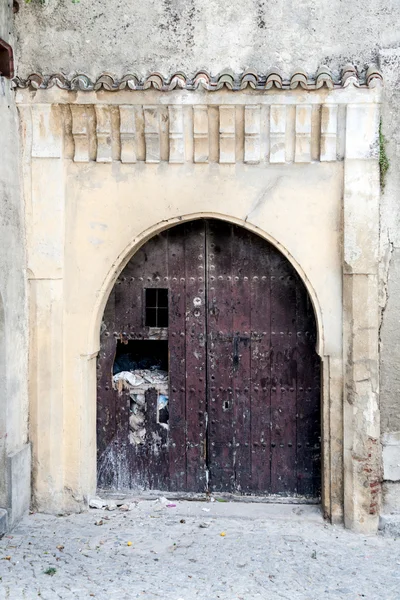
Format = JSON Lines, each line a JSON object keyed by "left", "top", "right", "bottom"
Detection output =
{"left": 113, "top": 371, "right": 145, "bottom": 388}
{"left": 113, "top": 369, "right": 168, "bottom": 390}
{"left": 129, "top": 393, "right": 146, "bottom": 445}
{"left": 112, "top": 369, "right": 169, "bottom": 445}
{"left": 88, "top": 496, "right": 107, "bottom": 509}
{"left": 157, "top": 496, "right": 170, "bottom": 506}
{"left": 157, "top": 394, "right": 169, "bottom": 428}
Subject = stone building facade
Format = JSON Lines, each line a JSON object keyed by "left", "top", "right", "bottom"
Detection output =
{"left": 1, "top": 0, "right": 400, "bottom": 534}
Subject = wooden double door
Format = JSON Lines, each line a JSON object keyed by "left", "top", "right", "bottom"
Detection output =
{"left": 97, "top": 219, "right": 321, "bottom": 498}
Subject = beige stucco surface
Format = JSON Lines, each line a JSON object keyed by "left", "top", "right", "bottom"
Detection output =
{"left": 0, "top": 2, "right": 30, "bottom": 528}
{"left": 12, "top": 80, "right": 383, "bottom": 533}
{"left": 11, "top": 0, "right": 400, "bottom": 518}
{"left": 68, "top": 162, "right": 342, "bottom": 355}
{"left": 63, "top": 161, "right": 342, "bottom": 508}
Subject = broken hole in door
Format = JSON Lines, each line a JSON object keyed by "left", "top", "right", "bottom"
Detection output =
{"left": 113, "top": 339, "right": 168, "bottom": 373}
{"left": 112, "top": 339, "right": 169, "bottom": 443}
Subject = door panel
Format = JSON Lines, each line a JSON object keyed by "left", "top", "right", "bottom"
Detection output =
{"left": 269, "top": 250, "right": 298, "bottom": 495}
{"left": 207, "top": 221, "right": 235, "bottom": 492}
{"left": 183, "top": 222, "right": 207, "bottom": 492}
{"left": 232, "top": 227, "right": 252, "bottom": 493}
{"left": 97, "top": 219, "right": 321, "bottom": 498}
{"left": 249, "top": 233, "right": 272, "bottom": 493}
{"left": 167, "top": 224, "right": 187, "bottom": 490}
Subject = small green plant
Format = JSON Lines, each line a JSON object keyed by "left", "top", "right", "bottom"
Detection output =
{"left": 44, "top": 567, "right": 57, "bottom": 576}
{"left": 379, "top": 120, "right": 389, "bottom": 191}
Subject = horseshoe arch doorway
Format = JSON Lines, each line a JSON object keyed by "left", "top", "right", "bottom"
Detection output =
{"left": 97, "top": 219, "right": 321, "bottom": 498}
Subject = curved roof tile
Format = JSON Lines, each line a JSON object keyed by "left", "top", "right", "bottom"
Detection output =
{"left": 12, "top": 65, "right": 383, "bottom": 92}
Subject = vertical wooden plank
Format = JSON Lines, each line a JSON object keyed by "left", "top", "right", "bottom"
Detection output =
{"left": 168, "top": 223, "right": 188, "bottom": 491}
{"left": 249, "top": 234, "right": 272, "bottom": 493}
{"left": 145, "top": 387, "right": 169, "bottom": 490}
{"left": 139, "top": 233, "right": 169, "bottom": 490}
{"left": 113, "top": 385, "right": 130, "bottom": 490}
{"left": 231, "top": 226, "right": 252, "bottom": 493}
{"left": 206, "top": 220, "right": 235, "bottom": 492}
{"left": 184, "top": 221, "right": 208, "bottom": 491}
{"left": 296, "top": 280, "right": 322, "bottom": 497}
{"left": 270, "top": 252, "right": 298, "bottom": 495}
{"left": 97, "top": 288, "right": 117, "bottom": 489}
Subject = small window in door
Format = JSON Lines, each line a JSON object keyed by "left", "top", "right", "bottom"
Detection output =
{"left": 145, "top": 289, "right": 169, "bottom": 327}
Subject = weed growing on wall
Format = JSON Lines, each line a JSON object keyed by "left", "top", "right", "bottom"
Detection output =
{"left": 379, "top": 120, "right": 389, "bottom": 191}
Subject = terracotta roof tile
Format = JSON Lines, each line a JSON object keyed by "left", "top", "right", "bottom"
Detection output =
{"left": 13, "top": 65, "right": 382, "bottom": 92}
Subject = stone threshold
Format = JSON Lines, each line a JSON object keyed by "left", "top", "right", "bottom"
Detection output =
{"left": 92, "top": 495, "right": 323, "bottom": 522}
{"left": 97, "top": 489, "right": 320, "bottom": 505}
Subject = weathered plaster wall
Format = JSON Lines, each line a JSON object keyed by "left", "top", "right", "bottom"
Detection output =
{"left": 12, "top": 0, "right": 400, "bottom": 78}
{"left": 12, "top": 0, "right": 400, "bottom": 516}
{"left": 0, "top": 0, "right": 30, "bottom": 527}
{"left": 15, "top": 83, "right": 382, "bottom": 532}
{"left": 378, "top": 49, "right": 400, "bottom": 512}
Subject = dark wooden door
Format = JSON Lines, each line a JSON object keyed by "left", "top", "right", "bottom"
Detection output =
{"left": 97, "top": 219, "right": 321, "bottom": 497}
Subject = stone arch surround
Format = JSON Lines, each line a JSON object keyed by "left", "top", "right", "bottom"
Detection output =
{"left": 16, "top": 79, "right": 381, "bottom": 532}
{"left": 89, "top": 213, "right": 325, "bottom": 359}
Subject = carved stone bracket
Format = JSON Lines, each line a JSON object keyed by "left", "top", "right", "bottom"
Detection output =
{"left": 19, "top": 99, "right": 377, "bottom": 165}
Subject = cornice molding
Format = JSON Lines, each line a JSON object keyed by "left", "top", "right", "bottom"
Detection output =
{"left": 13, "top": 64, "right": 383, "bottom": 92}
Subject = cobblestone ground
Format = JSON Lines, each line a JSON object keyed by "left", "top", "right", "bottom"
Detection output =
{"left": 0, "top": 500, "right": 399, "bottom": 600}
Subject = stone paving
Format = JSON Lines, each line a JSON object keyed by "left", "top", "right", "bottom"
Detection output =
{"left": 0, "top": 500, "right": 399, "bottom": 600}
